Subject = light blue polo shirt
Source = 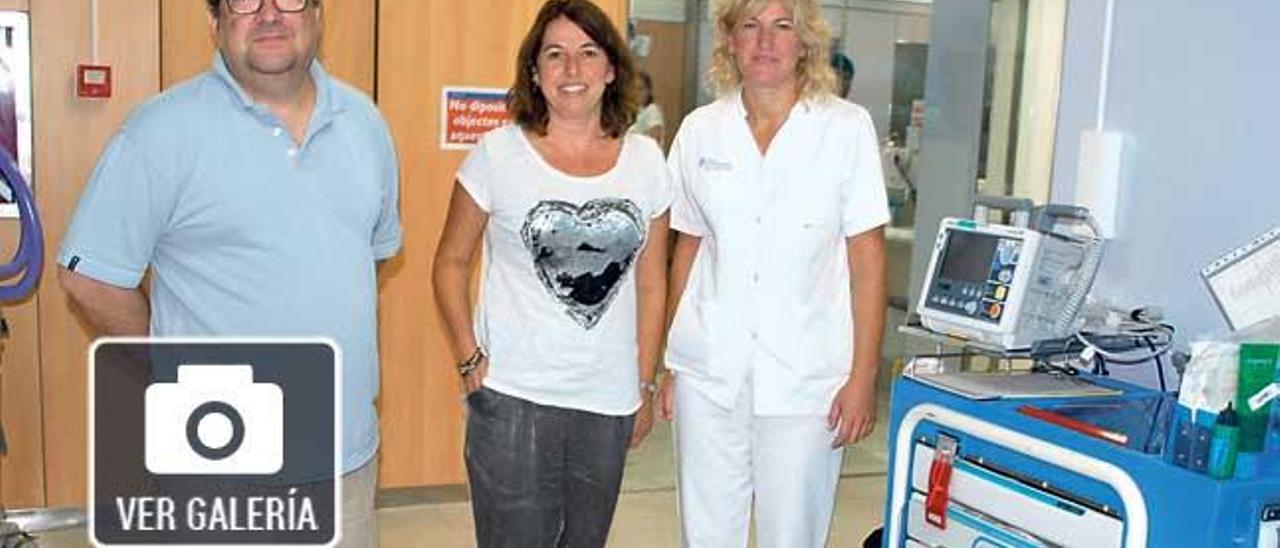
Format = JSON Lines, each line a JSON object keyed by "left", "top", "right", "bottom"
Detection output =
{"left": 59, "top": 54, "right": 402, "bottom": 473}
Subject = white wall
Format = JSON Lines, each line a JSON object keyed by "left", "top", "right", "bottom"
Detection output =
{"left": 838, "top": 6, "right": 931, "bottom": 138}
{"left": 1052, "top": 0, "right": 1280, "bottom": 339}
{"left": 631, "top": 0, "right": 688, "bottom": 22}
{"left": 905, "top": 0, "right": 992, "bottom": 309}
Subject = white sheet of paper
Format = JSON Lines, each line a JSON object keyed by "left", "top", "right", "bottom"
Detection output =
{"left": 1203, "top": 225, "right": 1280, "bottom": 331}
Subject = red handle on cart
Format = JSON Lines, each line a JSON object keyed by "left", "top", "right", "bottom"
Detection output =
{"left": 925, "top": 436, "right": 958, "bottom": 529}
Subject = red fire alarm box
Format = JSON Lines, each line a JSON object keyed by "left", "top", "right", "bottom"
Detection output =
{"left": 77, "top": 64, "right": 112, "bottom": 99}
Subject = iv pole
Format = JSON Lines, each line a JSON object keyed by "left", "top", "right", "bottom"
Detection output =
{"left": 0, "top": 143, "right": 64, "bottom": 545}
{"left": 1, "top": 5, "right": 84, "bottom": 543}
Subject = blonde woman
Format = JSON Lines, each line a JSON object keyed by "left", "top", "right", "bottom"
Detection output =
{"left": 658, "top": 0, "right": 889, "bottom": 546}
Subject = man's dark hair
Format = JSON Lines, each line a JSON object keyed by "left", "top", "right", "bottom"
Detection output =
{"left": 508, "top": 0, "right": 638, "bottom": 138}
{"left": 831, "top": 52, "right": 855, "bottom": 81}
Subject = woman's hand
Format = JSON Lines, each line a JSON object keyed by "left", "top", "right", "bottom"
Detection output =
{"left": 630, "top": 398, "right": 655, "bottom": 449}
{"left": 461, "top": 357, "right": 489, "bottom": 395}
{"left": 828, "top": 378, "right": 877, "bottom": 447}
{"left": 657, "top": 373, "right": 676, "bottom": 421}
{"left": 434, "top": 181, "right": 490, "bottom": 400}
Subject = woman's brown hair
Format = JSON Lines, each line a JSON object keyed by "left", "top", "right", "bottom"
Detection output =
{"left": 508, "top": 0, "right": 638, "bottom": 138}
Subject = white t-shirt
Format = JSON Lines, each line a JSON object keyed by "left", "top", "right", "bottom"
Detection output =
{"left": 629, "top": 103, "right": 665, "bottom": 137}
{"left": 665, "top": 90, "right": 890, "bottom": 415}
{"left": 458, "top": 124, "right": 673, "bottom": 415}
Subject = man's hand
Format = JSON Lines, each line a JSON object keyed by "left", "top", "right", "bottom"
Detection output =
{"left": 828, "top": 378, "right": 877, "bottom": 448}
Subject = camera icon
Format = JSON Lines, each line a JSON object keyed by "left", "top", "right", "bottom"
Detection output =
{"left": 144, "top": 365, "right": 283, "bottom": 475}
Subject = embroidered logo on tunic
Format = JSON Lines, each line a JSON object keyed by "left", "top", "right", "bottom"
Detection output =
{"left": 697, "top": 157, "right": 733, "bottom": 172}
{"left": 521, "top": 198, "right": 646, "bottom": 329}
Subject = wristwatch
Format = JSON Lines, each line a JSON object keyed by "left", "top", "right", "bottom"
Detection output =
{"left": 639, "top": 380, "right": 658, "bottom": 398}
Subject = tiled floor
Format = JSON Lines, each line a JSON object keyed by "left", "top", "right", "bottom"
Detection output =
{"left": 34, "top": 473, "right": 886, "bottom": 547}
{"left": 376, "top": 474, "right": 886, "bottom": 548}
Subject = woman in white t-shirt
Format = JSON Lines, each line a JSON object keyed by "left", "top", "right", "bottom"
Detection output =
{"left": 628, "top": 70, "right": 665, "bottom": 144}
{"left": 432, "top": 1, "right": 671, "bottom": 547}
{"left": 658, "top": 0, "right": 889, "bottom": 546}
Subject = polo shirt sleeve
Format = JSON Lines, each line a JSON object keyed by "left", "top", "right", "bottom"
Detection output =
{"left": 841, "top": 108, "right": 891, "bottom": 237}
{"left": 455, "top": 131, "right": 495, "bottom": 213}
{"left": 666, "top": 123, "right": 709, "bottom": 237}
{"left": 57, "top": 131, "right": 171, "bottom": 289}
{"left": 371, "top": 120, "right": 403, "bottom": 260}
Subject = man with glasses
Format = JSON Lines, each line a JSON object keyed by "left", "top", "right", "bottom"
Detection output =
{"left": 58, "top": 0, "right": 400, "bottom": 545}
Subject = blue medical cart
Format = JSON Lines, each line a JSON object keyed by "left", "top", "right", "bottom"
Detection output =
{"left": 881, "top": 373, "right": 1280, "bottom": 547}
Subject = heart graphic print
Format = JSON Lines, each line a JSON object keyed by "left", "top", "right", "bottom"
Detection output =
{"left": 521, "top": 198, "right": 646, "bottom": 329}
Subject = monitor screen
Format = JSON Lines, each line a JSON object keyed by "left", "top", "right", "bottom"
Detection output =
{"left": 939, "top": 230, "right": 999, "bottom": 282}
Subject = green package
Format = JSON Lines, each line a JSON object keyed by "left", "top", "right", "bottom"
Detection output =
{"left": 1237, "top": 343, "right": 1280, "bottom": 453}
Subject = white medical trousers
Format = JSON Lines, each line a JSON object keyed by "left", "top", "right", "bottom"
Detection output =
{"left": 673, "top": 376, "right": 844, "bottom": 548}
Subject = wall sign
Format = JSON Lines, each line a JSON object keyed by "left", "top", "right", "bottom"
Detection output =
{"left": 440, "top": 87, "right": 510, "bottom": 150}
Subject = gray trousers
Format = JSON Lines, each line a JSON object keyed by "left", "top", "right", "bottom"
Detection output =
{"left": 338, "top": 455, "right": 379, "bottom": 547}
{"left": 465, "top": 387, "right": 635, "bottom": 548}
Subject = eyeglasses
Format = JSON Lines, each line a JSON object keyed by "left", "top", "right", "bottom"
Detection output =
{"left": 225, "top": 0, "right": 309, "bottom": 15}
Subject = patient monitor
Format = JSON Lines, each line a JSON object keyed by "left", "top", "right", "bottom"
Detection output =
{"left": 917, "top": 205, "right": 1103, "bottom": 349}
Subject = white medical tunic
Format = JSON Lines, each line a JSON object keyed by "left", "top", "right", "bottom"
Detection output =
{"left": 665, "top": 90, "right": 890, "bottom": 415}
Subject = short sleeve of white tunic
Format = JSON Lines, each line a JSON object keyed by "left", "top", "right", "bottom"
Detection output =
{"left": 457, "top": 125, "right": 673, "bottom": 415}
